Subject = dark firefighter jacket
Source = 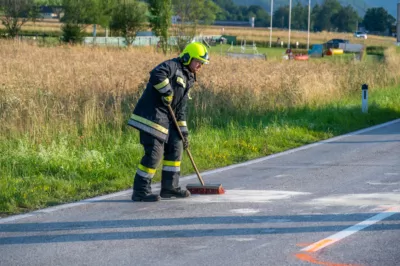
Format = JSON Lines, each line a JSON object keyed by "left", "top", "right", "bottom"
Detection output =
{"left": 128, "top": 58, "right": 196, "bottom": 142}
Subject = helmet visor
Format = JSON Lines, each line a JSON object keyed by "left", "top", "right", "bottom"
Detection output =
{"left": 198, "top": 52, "right": 209, "bottom": 64}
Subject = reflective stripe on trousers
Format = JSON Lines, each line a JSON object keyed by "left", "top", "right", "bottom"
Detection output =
{"left": 133, "top": 129, "right": 184, "bottom": 193}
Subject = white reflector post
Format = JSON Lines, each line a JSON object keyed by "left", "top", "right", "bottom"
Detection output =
{"left": 362, "top": 84, "right": 368, "bottom": 113}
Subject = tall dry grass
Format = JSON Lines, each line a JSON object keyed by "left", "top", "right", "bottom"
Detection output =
{"left": 189, "top": 51, "right": 398, "bottom": 121}
{"left": 0, "top": 41, "right": 167, "bottom": 142}
{"left": 385, "top": 47, "right": 400, "bottom": 83}
{"left": 1, "top": 40, "right": 399, "bottom": 143}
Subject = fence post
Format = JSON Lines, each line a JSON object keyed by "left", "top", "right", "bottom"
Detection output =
{"left": 362, "top": 84, "right": 368, "bottom": 113}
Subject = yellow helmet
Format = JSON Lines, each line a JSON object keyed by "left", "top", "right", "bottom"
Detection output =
{"left": 179, "top": 42, "right": 209, "bottom": 65}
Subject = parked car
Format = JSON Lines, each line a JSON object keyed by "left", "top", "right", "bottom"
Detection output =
{"left": 354, "top": 31, "right": 367, "bottom": 39}
{"left": 324, "top": 38, "right": 349, "bottom": 49}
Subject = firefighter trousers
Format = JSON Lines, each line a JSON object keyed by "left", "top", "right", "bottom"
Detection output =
{"left": 133, "top": 128, "right": 183, "bottom": 194}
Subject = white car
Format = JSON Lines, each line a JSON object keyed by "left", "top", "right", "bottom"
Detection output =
{"left": 354, "top": 31, "right": 367, "bottom": 39}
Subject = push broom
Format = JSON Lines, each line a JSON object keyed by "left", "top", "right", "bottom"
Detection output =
{"left": 167, "top": 105, "right": 225, "bottom": 195}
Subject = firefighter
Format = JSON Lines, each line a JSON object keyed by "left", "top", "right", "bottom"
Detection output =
{"left": 128, "top": 42, "right": 209, "bottom": 202}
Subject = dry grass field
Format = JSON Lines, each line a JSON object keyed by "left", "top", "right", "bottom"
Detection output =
{"left": 1, "top": 39, "right": 399, "bottom": 143}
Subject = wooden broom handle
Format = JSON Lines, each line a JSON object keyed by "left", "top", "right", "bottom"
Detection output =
{"left": 167, "top": 105, "right": 205, "bottom": 186}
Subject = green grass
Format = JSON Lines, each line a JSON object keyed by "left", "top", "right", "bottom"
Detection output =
{"left": 209, "top": 44, "right": 382, "bottom": 61}
{"left": 209, "top": 44, "right": 287, "bottom": 59}
{"left": 1, "top": 85, "right": 400, "bottom": 216}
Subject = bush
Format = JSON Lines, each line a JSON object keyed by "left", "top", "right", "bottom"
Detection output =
{"left": 366, "top": 46, "right": 386, "bottom": 56}
{"left": 0, "top": 29, "right": 8, "bottom": 38}
{"left": 61, "top": 23, "right": 84, "bottom": 44}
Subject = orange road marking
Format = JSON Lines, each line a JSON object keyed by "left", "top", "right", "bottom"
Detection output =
{"left": 305, "top": 239, "right": 334, "bottom": 252}
{"left": 296, "top": 253, "right": 361, "bottom": 266}
{"left": 295, "top": 207, "right": 400, "bottom": 265}
{"left": 296, "top": 242, "right": 312, "bottom": 247}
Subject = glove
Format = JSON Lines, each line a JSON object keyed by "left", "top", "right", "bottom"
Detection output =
{"left": 182, "top": 132, "right": 189, "bottom": 150}
{"left": 182, "top": 137, "right": 189, "bottom": 150}
{"left": 162, "top": 93, "right": 173, "bottom": 106}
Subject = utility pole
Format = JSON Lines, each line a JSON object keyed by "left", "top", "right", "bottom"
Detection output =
{"left": 269, "top": 0, "right": 274, "bottom": 48}
{"left": 307, "top": 0, "right": 311, "bottom": 50}
{"left": 288, "top": 0, "right": 292, "bottom": 49}
{"left": 397, "top": 0, "right": 400, "bottom": 43}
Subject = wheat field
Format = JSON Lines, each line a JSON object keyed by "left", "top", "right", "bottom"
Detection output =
{"left": 1, "top": 40, "right": 399, "bottom": 143}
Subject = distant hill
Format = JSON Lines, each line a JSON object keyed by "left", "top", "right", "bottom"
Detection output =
{"left": 233, "top": 0, "right": 398, "bottom": 18}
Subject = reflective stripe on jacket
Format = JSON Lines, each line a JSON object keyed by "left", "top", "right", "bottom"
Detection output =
{"left": 128, "top": 58, "right": 195, "bottom": 142}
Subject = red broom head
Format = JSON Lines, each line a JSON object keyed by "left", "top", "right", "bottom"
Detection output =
{"left": 187, "top": 185, "right": 225, "bottom": 195}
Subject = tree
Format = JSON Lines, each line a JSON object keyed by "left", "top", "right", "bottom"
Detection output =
{"left": 228, "top": 5, "right": 245, "bottom": 21}
{"left": 311, "top": 3, "right": 322, "bottom": 31}
{"left": 331, "top": 5, "right": 359, "bottom": 32}
{"left": 314, "top": 0, "right": 341, "bottom": 31}
{"left": 61, "top": 0, "right": 98, "bottom": 43}
{"left": 61, "top": 0, "right": 99, "bottom": 25}
{"left": 60, "top": 0, "right": 117, "bottom": 43}
{"left": 109, "top": 0, "right": 148, "bottom": 46}
{"left": 148, "top": 0, "right": 172, "bottom": 55}
{"left": 247, "top": 5, "right": 270, "bottom": 27}
{"left": 291, "top": 2, "right": 307, "bottom": 30}
{"left": 202, "top": 0, "right": 220, "bottom": 24}
{"left": 213, "top": 0, "right": 235, "bottom": 20}
{"left": 363, "top": 7, "right": 393, "bottom": 33}
{"left": 0, "top": 0, "right": 40, "bottom": 37}
{"left": 96, "top": 0, "right": 118, "bottom": 28}
{"left": 172, "top": 0, "right": 220, "bottom": 51}
{"left": 273, "top": 6, "right": 289, "bottom": 29}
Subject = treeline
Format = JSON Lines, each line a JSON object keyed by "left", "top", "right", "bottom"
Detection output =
{"left": 0, "top": 0, "right": 396, "bottom": 45}
{"left": 213, "top": 0, "right": 396, "bottom": 33}
{"left": 0, "top": 0, "right": 221, "bottom": 54}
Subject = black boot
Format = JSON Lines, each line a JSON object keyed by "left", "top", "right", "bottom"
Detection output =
{"left": 132, "top": 175, "right": 160, "bottom": 202}
{"left": 160, "top": 187, "right": 191, "bottom": 198}
{"left": 132, "top": 191, "right": 160, "bottom": 202}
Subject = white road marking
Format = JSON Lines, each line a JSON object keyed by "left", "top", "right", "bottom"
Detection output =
{"left": 274, "top": 174, "right": 292, "bottom": 178}
{"left": 384, "top": 173, "right": 399, "bottom": 176}
{"left": 227, "top": 238, "right": 256, "bottom": 242}
{"left": 187, "top": 190, "right": 310, "bottom": 203}
{"left": 306, "top": 192, "right": 400, "bottom": 207}
{"left": 367, "top": 181, "right": 400, "bottom": 185}
{"left": 301, "top": 206, "right": 400, "bottom": 252}
{"left": 230, "top": 208, "right": 261, "bottom": 214}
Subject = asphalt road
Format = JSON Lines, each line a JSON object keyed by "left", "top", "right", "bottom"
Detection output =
{"left": 1, "top": 119, "right": 400, "bottom": 266}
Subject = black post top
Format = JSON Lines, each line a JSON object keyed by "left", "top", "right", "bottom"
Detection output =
{"left": 362, "top": 84, "right": 368, "bottom": 90}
